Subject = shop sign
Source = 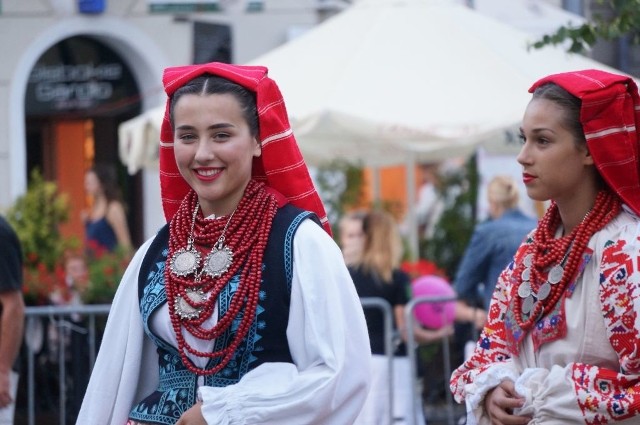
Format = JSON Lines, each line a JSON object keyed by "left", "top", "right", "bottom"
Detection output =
{"left": 25, "top": 36, "right": 138, "bottom": 116}
{"left": 148, "top": 0, "right": 220, "bottom": 13}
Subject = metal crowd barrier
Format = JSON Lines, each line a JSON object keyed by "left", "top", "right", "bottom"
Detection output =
{"left": 20, "top": 301, "right": 395, "bottom": 425}
{"left": 359, "top": 297, "right": 394, "bottom": 425}
{"left": 23, "top": 304, "right": 111, "bottom": 425}
{"left": 405, "top": 295, "right": 458, "bottom": 425}
{"left": 20, "top": 298, "right": 455, "bottom": 425}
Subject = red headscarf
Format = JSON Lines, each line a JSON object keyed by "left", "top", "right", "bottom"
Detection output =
{"left": 159, "top": 62, "right": 331, "bottom": 235}
{"left": 529, "top": 69, "right": 640, "bottom": 216}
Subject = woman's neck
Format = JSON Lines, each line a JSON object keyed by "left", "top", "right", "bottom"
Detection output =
{"left": 555, "top": 189, "right": 600, "bottom": 236}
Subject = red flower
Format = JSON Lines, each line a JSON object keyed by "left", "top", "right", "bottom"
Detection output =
{"left": 401, "top": 259, "right": 447, "bottom": 280}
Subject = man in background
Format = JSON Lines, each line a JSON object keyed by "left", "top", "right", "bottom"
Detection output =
{"left": 0, "top": 215, "right": 25, "bottom": 424}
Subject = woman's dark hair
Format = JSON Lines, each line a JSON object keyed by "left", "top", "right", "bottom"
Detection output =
{"left": 169, "top": 75, "right": 259, "bottom": 137}
{"left": 91, "top": 163, "right": 122, "bottom": 203}
{"left": 532, "top": 83, "right": 585, "bottom": 147}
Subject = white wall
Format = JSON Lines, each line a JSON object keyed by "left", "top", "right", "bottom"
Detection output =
{"left": 0, "top": 0, "right": 323, "bottom": 240}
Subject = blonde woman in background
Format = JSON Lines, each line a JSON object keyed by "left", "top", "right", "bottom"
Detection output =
{"left": 351, "top": 209, "right": 453, "bottom": 425}
{"left": 338, "top": 210, "right": 367, "bottom": 266}
{"left": 453, "top": 175, "right": 538, "bottom": 330}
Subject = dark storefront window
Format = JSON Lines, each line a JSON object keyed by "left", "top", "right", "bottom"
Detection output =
{"left": 193, "top": 21, "right": 232, "bottom": 64}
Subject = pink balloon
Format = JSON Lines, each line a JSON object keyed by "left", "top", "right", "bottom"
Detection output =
{"left": 412, "top": 275, "right": 456, "bottom": 329}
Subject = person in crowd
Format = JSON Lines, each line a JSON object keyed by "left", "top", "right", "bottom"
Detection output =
{"left": 451, "top": 69, "right": 640, "bottom": 424}
{"left": 76, "top": 62, "right": 371, "bottom": 425}
{"left": 50, "top": 251, "right": 89, "bottom": 308}
{"left": 49, "top": 251, "right": 91, "bottom": 418}
{"left": 83, "top": 164, "right": 133, "bottom": 257}
{"left": 351, "top": 209, "right": 453, "bottom": 425}
{"left": 453, "top": 175, "right": 537, "bottom": 330}
{"left": 414, "top": 162, "right": 445, "bottom": 240}
{"left": 0, "top": 215, "right": 25, "bottom": 424}
{"left": 338, "top": 210, "right": 367, "bottom": 266}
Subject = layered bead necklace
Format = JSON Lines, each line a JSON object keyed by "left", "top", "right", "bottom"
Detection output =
{"left": 165, "top": 179, "right": 279, "bottom": 376}
{"left": 514, "top": 189, "right": 621, "bottom": 332}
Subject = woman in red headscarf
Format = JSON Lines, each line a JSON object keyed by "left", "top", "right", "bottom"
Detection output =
{"left": 76, "top": 63, "right": 371, "bottom": 425}
{"left": 451, "top": 69, "right": 640, "bottom": 425}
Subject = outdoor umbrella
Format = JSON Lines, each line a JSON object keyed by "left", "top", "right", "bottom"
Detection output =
{"left": 247, "top": 0, "right": 621, "bottom": 165}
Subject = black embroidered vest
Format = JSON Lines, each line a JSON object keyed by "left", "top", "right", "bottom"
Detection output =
{"left": 128, "top": 205, "right": 317, "bottom": 424}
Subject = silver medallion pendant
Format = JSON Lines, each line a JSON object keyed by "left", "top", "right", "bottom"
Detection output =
{"left": 522, "top": 294, "right": 535, "bottom": 315}
{"left": 521, "top": 267, "right": 531, "bottom": 282}
{"left": 518, "top": 280, "right": 532, "bottom": 299}
{"left": 537, "top": 282, "right": 551, "bottom": 301}
{"left": 170, "top": 248, "right": 201, "bottom": 277}
{"left": 203, "top": 244, "right": 233, "bottom": 278}
{"left": 523, "top": 253, "right": 533, "bottom": 268}
{"left": 548, "top": 265, "right": 564, "bottom": 284}
{"left": 175, "top": 288, "right": 206, "bottom": 320}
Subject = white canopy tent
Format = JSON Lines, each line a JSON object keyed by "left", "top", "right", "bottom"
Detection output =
{"left": 244, "top": 0, "right": 622, "bottom": 257}
{"left": 118, "top": 0, "right": 625, "bottom": 259}
{"left": 119, "top": 0, "right": 602, "bottom": 172}
{"left": 245, "top": 0, "right": 615, "bottom": 165}
{"left": 118, "top": 106, "right": 164, "bottom": 175}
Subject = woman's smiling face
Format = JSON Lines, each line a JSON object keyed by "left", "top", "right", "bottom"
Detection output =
{"left": 172, "top": 92, "right": 261, "bottom": 218}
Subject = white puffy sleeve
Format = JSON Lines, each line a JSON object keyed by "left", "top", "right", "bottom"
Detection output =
{"left": 75, "top": 237, "right": 160, "bottom": 425}
{"left": 199, "top": 219, "right": 372, "bottom": 424}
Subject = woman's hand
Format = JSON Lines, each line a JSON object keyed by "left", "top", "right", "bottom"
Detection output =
{"left": 176, "top": 402, "right": 207, "bottom": 425}
{"left": 484, "top": 380, "right": 531, "bottom": 425}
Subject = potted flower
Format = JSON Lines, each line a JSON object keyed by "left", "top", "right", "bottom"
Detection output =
{"left": 5, "top": 169, "right": 76, "bottom": 305}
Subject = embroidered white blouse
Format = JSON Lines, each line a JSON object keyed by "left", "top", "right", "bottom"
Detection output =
{"left": 76, "top": 220, "right": 372, "bottom": 425}
{"left": 451, "top": 208, "right": 640, "bottom": 424}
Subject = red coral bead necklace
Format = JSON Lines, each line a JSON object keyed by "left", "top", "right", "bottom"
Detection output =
{"left": 514, "top": 189, "right": 621, "bottom": 332}
{"left": 165, "top": 180, "right": 278, "bottom": 376}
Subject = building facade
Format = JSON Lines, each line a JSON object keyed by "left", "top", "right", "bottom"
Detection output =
{"left": 1, "top": 0, "right": 635, "bottom": 248}
{"left": 0, "top": 0, "right": 328, "bottom": 245}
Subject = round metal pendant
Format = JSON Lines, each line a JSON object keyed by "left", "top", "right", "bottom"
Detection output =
{"left": 523, "top": 253, "right": 533, "bottom": 268}
{"left": 175, "top": 288, "right": 206, "bottom": 320}
{"left": 203, "top": 245, "right": 233, "bottom": 278}
{"left": 170, "top": 248, "right": 201, "bottom": 277}
{"left": 521, "top": 267, "right": 531, "bottom": 282}
{"left": 518, "top": 281, "right": 531, "bottom": 299}
{"left": 522, "top": 295, "right": 535, "bottom": 315}
{"left": 537, "top": 282, "right": 551, "bottom": 301}
{"left": 548, "top": 265, "right": 564, "bottom": 284}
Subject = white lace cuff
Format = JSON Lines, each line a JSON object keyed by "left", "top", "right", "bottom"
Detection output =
{"left": 199, "top": 386, "right": 244, "bottom": 425}
{"left": 464, "top": 363, "right": 519, "bottom": 425}
{"left": 512, "top": 367, "right": 549, "bottom": 418}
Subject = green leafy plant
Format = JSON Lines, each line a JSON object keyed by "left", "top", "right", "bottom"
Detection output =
{"left": 531, "top": 0, "right": 640, "bottom": 53}
{"left": 5, "top": 169, "right": 78, "bottom": 304}
{"left": 5, "top": 168, "right": 130, "bottom": 305}
{"left": 6, "top": 169, "right": 74, "bottom": 271}
{"left": 422, "top": 155, "right": 479, "bottom": 280}
{"left": 315, "top": 158, "right": 366, "bottom": 224}
{"left": 83, "top": 245, "right": 131, "bottom": 304}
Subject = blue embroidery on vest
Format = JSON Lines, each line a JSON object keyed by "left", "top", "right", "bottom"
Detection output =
{"left": 285, "top": 211, "right": 312, "bottom": 291}
{"left": 130, "top": 210, "right": 308, "bottom": 423}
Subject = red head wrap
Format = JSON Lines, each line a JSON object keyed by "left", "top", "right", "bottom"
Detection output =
{"left": 159, "top": 62, "right": 331, "bottom": 235}
{"left": 529, "top": 69, "right": 640, "bottom": 216}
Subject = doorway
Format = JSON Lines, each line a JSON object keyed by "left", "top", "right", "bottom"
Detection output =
{"left": 24, "top": 35, "right": 144, "bottom": 247}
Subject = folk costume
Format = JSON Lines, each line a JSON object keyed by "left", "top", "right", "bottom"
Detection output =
{"left": 76, "top": 63, "right": 371, "bottom": 425}
{"left": 451, "top": 70, "right": 640, "bottom": 424}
